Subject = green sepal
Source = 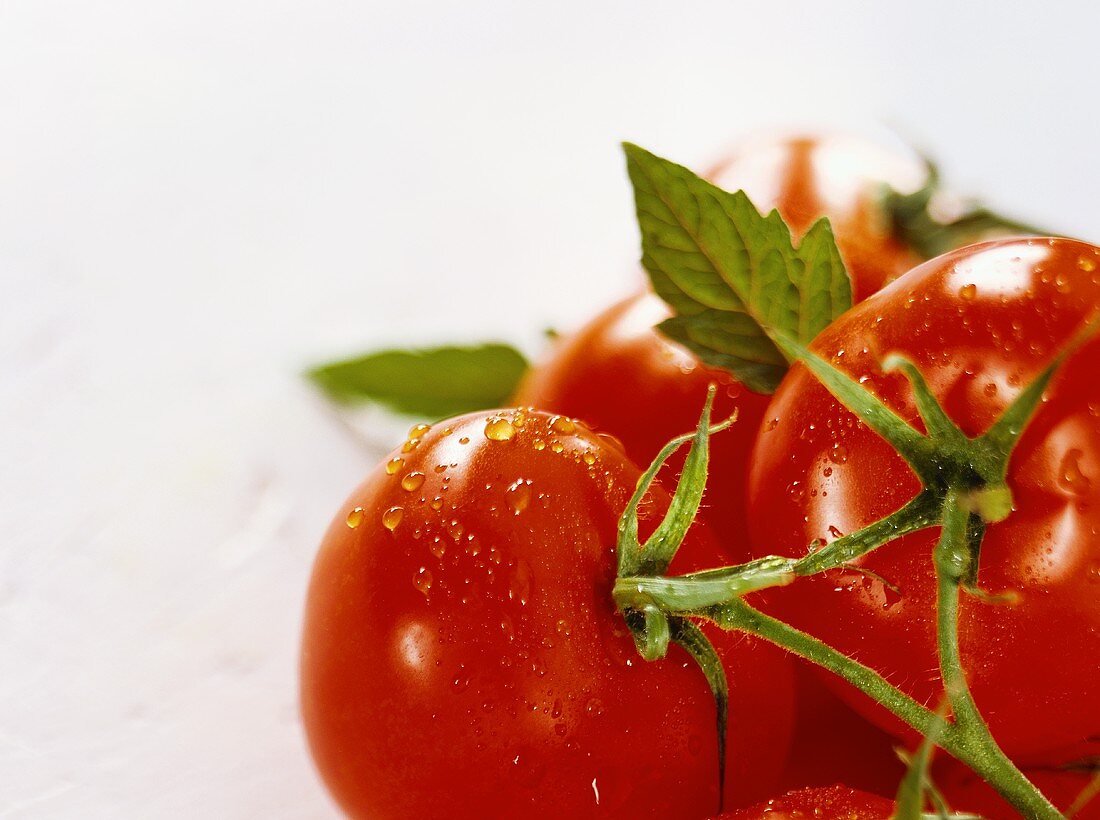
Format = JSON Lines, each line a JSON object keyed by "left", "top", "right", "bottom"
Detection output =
{"left": 883, "top": 158, "right": 1053, "bottom": 260}
{"left": 616, "top": 387, "right": 736, "bottom": 577}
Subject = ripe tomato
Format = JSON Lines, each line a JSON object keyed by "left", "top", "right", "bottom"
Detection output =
{"left": 936, "top": 760, "right": 1100, "bottom": 819}
{"left": 706, "top": 132, "right": 925, "bottom": 301}
{"left": 514, "top": 292, "right": 768, "bottom": 552}
{"left": 714, "top": 784, "right": 895, "bottom": 819}
{"left": 301, "top": 408, "right": 794, "bottom": 818}
{"left": 747, "top": 237, "right": 1100, "bottom": 762}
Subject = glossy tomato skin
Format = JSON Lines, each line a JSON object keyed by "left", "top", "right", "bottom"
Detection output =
{"left": 714, "top": 785, "right": 895, "bottom": 819}
{"left": 936, "top": 760, "right": 1100, "bottom": 819}
{"left": 301, "top": 409, "right": 793, "bottom": 819}
{"left": 747, "top": 237, "right": 1100, "bottom": 763}
{"left": 514, "top": 292, "right": 769, "bottom": 553}
{"left": 707, "top": 132, "right": 925, "bottom": 301}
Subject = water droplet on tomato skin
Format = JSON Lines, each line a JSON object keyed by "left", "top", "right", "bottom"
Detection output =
{"left": 386, "top": 457, "right": 404, "bottom": 475}
{"left": 506, "top": 480, "right": 532, "bottom": 514}
{"left": 550, "top": 415, "right": 576, "bottom": 434}
{"left": 549, "top": 440, "right": 565, "bottom": 454}
{"left": 484, "top": 416, "right": 516, "bottom": 441}
{"left": 345, "top": 507, "right": 365, "bottom": 528}
{"left": 401, "top": 471, "right": 426, "bottom": 492}
{"left": 1058, "top": 449, "right": 1091, "bottom": 495}
{"left": 959, "top": 283, "right": 978, "bottom": 301}
{"left": 413, "top": 566, "right": 433, "bottom": 597}
{"left": 401, "top": 438, "right": 420, "bottom": 454}
{"left": 408, "top": 422, "right": 431, "bottom": 438}
{"left": 382, "top": 506, "right": 404, "bottom": 532}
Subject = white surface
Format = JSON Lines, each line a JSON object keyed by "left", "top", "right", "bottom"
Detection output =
{"left": 2, "top": 1, "right": 1098, "bottom": 816}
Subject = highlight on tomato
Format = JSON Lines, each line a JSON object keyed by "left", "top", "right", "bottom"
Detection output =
{"left": 300, "top": 408, "right": 794, "bottom": 819}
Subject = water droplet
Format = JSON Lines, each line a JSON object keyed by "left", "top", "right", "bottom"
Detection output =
{"left": 409, "top": 423, "right": 432, "bottom": 438}
{"left": 532, "top": 438, "right": 546, "bottom": 451}
{"left": 401, "top": 438, "right": 420, "bottom": 454}
{"left": 1055, "top": 273, "right": 1071, "bottom": 294}
{"left": 430, "top": 496, "right": 444, "bottom": 511}
{"left": 549, "top": 440, "right": 565, "bottom": 454}
{"left": 413, "top": 566, "right": 433, "bottom": 597}
{"left": 459, "top": 436, "right": 471, "bottom": 445}
{"left": 451, "top": 666, "right": 469, "bottom": 693}
{"left": 828, "top": 443, "right": 849, "bottom": 465}
{"left": 585, "top": 697, "right": 604, "bottom": 717}
{"left": 827, "top": 525, "right": 844, "bottom": 539}
{"left": 983, "top": 382, "right": 998, "bottom": 398}
{"left": 1079, "top": 256, "right": 1096, "bottom": 273}
{"left": 386, "top": 457, "right": 404, "bottom": 475}
{"left": 550, "top": 415, "right": 575, "bottom": 434}
{"left": 429, "top": 537, "right": 445, "bottom": 558}
{"left": 401, "top": 471, "right": 426, "bottom": 492}
{"left": 507, "top": 480, "right": 532, "bottom": 514}
{"left": 500, "top": 617, "right": 515, "bottom": 641}
{"left": 959, "top": 283, "right": 977, "bottom": 301}
{"left": 764, "top": 418, "right": 779, "bottom": 432}
{"left": 484, "top": 417, "right": 516, "bottom": 441}
{"left": 440, "top": 427, "right": 454, "bottom": 437}
{"left": 346, "top": 507, "right": 365, "bottom": 528}
{"left": 382, "top": 506, "right": 404, "bottom": 532}
{"left": 555, "top": 619, "right": 571, "bottom": 636}
{"left": 1059, "top": 449, "right": 1091, "bottom": 495}
{"left": 447, "top": 519, "right": 465, "bottom": 541}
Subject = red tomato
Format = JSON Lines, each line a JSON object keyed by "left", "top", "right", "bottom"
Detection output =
{"left": 774, "top": 663, "right": 905, "bottom": 797}
{"left": 747, "top": 237, "right": 1100, "bottom": 762}
{"left": 517, "top": 133, "right": 929, "bottom": 787}
{"left": 514, "top": 292, "right": 768, "bottom": 552}
{"left": 937, "top": 760, "right": 1100, "bottom": 819}
{"left": 714, "top": 784, "right": 895, "bottom": 819}
{"left": 301, "top": 409, "right": 794, "bottom": 818}
{"left": 706, "top": 132, "right": 925, "bottom": 301}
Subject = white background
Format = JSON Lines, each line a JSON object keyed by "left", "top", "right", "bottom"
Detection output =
{"left": 2, "top": 1, "right": 1098, "bottom": 816}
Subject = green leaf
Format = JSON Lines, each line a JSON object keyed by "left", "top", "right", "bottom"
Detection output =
{"left": 883, "top": 157, "right": 1053, "bottom": 260}
{"left": 623, "top": 142, "right": 852, "bottom": 394}
{"left": 308, "top": 343, "right": 529, "bottom": 419}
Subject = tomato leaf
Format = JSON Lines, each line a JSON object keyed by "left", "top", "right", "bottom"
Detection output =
{"left": 883, "top": 157, "right": 1052, "bottom": 260}
{"left": 623, "top": 142, "right": 852, "bottom": 394}
{"left": 308, "top": 343, "right": 529, "bottom": 419}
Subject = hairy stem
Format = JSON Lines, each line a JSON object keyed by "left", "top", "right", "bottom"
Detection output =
{"left": 934, "top": 496, "right": 1061, "bottom": 819}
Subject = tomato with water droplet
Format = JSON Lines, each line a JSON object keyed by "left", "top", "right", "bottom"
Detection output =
{"left": 301, "top": 408, "right": 794, "bottom": 818}
{"left": 713, "top": 784, "right": 895, "bottom": 819}
{"left": 748, "top": 237, "right": 1100, "bottom": 763}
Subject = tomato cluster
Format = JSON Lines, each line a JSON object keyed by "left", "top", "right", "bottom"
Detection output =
{"left": 301, "top": 133, "right": 1099, "bottom": 818}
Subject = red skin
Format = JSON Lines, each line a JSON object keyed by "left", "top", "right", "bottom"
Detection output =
{"left": 515, "top": 292, "right": 768, "bottom": 554}
{"left": 714, "top": 785, "right": 895, "bottom": 819}
{"left": 937, "top": 760, "right": 1100, "bottom": 819}
{"left": 301, "top": 409, "right": 793, "bottom": 819}
{"left": 518, "top": 133, "right": 929, "bottom": 802}
{"left": 748, "top": 237, "right": 1100, "bottom": 763}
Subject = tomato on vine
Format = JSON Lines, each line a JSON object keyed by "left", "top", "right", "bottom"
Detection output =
{"left": 747, "top": 237, "right": 1100, "bottom": 763}
{"left": 301, "top": 408, "right": 794, "bottom": 818}
{"left": 713, "top": 784, "right": 896, "bottom": 819}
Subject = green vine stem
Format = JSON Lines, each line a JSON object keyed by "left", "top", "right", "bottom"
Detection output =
{"left": 613, "top": 314, "right": 1100, "bottom": 817}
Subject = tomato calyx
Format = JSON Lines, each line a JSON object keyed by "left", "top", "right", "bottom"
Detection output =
{"left": 615, "top": 311, "right": 1100, "bottom": 818}
{"left": 882, "top": 156, "right": 1052, "bottom": 260}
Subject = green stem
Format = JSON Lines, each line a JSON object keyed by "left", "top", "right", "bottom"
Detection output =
{"left": 794, "top": 491, "right": 941, "bottom": 576}
{"left": 933, "top": 496, "right": 1061, "bottom": 819}
{"left": 713, "top": 598, "right": 1060, "bottom": 818}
